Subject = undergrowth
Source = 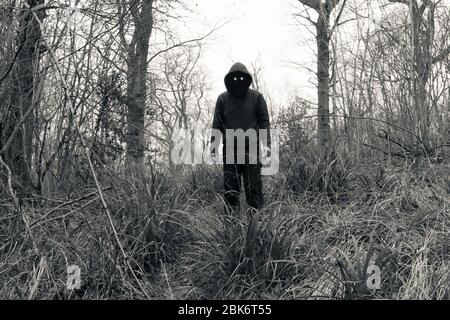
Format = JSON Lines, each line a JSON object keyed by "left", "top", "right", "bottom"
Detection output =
{"left": 0, "top": 155, "right": 449, "bottom": 300}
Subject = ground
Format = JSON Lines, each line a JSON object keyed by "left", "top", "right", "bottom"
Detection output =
{"left": 0, "top": 162, "right": 449, "bottom": 299}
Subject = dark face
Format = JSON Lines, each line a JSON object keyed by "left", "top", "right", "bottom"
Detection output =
{"left": 226, "top": 72, "right": 251, "bottom": 98}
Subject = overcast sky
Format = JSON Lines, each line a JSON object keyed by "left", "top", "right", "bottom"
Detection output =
{"left": 178, "top": 0, "right": 318, "bottom": 108}
{"left": 167, "top": 0, "right": 450, "bottom": 112}
{"left": 66, "top": 0, "right": 449, "bottom": 113}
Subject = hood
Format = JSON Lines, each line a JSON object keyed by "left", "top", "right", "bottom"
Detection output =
{"left": 224, "top": 62, "right": 253, "bottom": 98}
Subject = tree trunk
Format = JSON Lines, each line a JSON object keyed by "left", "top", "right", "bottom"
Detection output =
{"left": 4, "top": 0, "right": 45, "bottom": 193}
{"left": 122, "top": 0, "right": 154, "bottom": 176}
{"left": 298, "top": 0, "right": 342, "bottom": 151}
{"left": 316, "top": 10, "right": 331, "bottom": 150}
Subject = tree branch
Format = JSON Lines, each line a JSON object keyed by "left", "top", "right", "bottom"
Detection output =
{"left": 387, "top": 0, "right": 409, "bottom": 4}
{"left": 298, "top": 0, "right": 321, "bottom": 12}
{"left": 433, "top": 45, "right": 450, "bottom": 64}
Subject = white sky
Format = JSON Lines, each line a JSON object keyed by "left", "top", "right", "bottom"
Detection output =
{"left": 165, "top": 0, "right": 450, "bottom": 113}
{"left": 65, "top": 0, "right": 450, "bottom": 114}
{"left": 153, "top": 0, "right": 450, "bottom": 116}
{"left": 177, "top": 0, "right": 318, "bottom": 108}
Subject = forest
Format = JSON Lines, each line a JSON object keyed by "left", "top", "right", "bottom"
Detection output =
{"left": 0, "top": 0, "right": 449, "bottom": 300}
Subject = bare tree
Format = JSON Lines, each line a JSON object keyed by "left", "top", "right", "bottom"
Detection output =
{"left": 149, "top": 44, "right": 208, "bottom": 167}
{"left": 117, "top": 0, "right": 154, "bottom": 178}
{"left": 0, "top": 0, "right": 46, "bottom": 194}
{"left": 387, "top": 0, "right": 450, "bottom": 153}
{"left": 297, "top": 0, "right": 345, "bottom": 152}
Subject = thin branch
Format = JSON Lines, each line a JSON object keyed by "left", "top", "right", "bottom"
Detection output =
{"left": 432, "top": 45, "right": 450, "bottom": 64}
{"left": 147, "top": 21, "right": 228, "bottom": 64}
{"left": 26, "top": 2, "right": 153, "bottom": 299}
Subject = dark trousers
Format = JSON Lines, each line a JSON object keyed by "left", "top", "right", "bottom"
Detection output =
{"left": 223, "top": 163, "right": 264, "bottom": 214}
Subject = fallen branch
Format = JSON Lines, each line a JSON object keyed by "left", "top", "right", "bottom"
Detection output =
{"left": 29, "top": 187, "right": 111, "bottom": 228}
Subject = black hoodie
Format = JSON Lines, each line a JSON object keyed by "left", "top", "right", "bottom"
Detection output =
{"left": 211, "top": 62, "right": 271, "bottom": 156}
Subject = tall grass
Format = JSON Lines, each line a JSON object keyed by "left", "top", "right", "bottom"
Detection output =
{"left": 0, "top": 152, "right": 449, "bottom": 299}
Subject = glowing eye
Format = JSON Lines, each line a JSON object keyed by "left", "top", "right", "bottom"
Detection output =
{"left": 240, "top": 77, "right": 244, "bottom": 81}
{"left": 233, "top": 77, "right": 237, "bottom": 81}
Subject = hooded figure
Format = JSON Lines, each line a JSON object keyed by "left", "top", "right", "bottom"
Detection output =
{"left": 210, "top": 62, "right": 271, "bottom": 214}
{"left": 224, "top": 62, "right": 253, "bottom": 98}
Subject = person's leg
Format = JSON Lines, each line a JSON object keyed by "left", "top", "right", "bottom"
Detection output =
{"left": 223, "top": 164, "right": 241, "bottom": 215}
{"left": 242, "top": 163, "right": 264, "bottom": 210}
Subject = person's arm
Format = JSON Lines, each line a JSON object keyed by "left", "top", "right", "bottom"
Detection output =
{"left": 256, "top": 93, "right": 271, "bottom": 148}
{"left": 210, "top": 95, "right": 225, "bottom": 154}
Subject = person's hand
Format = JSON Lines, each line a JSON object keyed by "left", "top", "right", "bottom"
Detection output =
{"left": 208, "top": 143, "right": 217, "bottom": 163}
{"left": 261, "top": 146, "right": 271, "bottom": 159}
{"left": 260, "top": 146, "right": 271, "bottom": 166}
{"left": 209, "top": 151, "right": 218, "bottom": 164}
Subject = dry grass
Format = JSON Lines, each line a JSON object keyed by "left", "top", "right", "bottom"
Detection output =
{"left": 0, "top": 156, "right": 449, "bottom": 300}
